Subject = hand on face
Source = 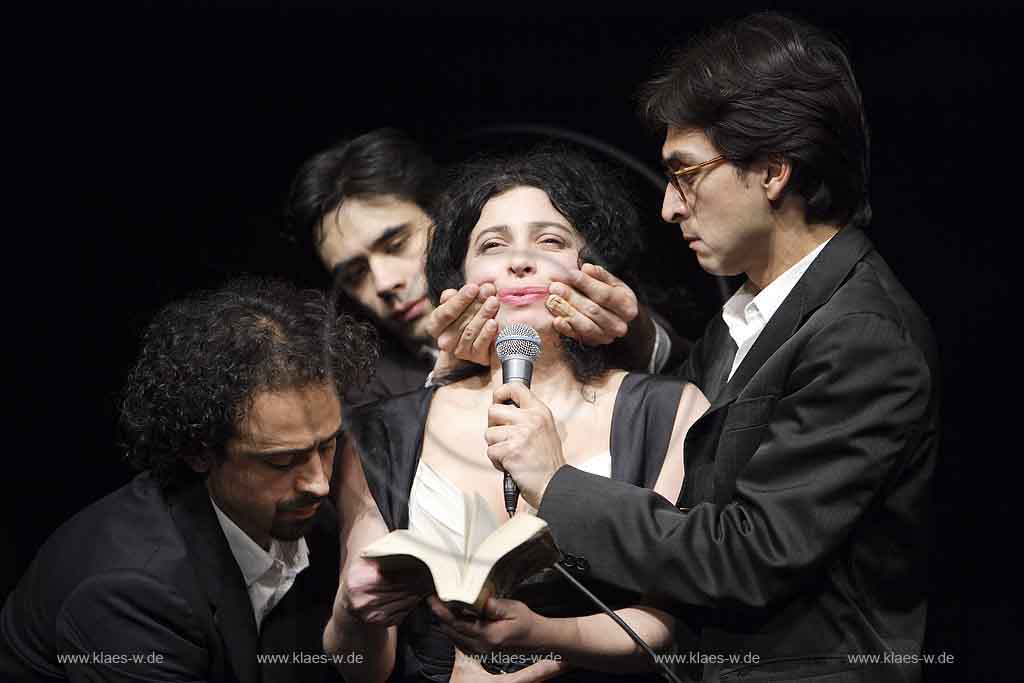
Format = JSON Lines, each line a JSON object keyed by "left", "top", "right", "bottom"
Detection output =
{"left": 337, "top": 555, "right": 434, "bottom": 627}
{"left": 426, "top": 261, "right": 639, "bottom": 366}
{"left": 546, "top": 263, "right": 638, "bottom": 346}
{"left": 485, "top": 382, "right": 566, "bottom": 509}
{"left": 425, "top": 282, "right": 500, "bottom": 366}
{"left": 430, "top": 185, "right": 639, "bottom": 362}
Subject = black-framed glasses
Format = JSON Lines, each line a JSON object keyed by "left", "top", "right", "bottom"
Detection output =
{"left": 664, "top": 155, "right": 725, "bottom": 203}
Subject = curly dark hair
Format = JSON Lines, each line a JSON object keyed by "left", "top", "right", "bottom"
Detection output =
{"left": 426, "top": 145, "right": 644, "bottom": 385}
{"left": 640, "top": 12, "right": 871, "bottom": 229}
{"left": 120, "top": 277, "right": 378, "bottom": 489}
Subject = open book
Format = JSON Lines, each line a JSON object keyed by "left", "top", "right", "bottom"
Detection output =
{"left": 360, "top": 491, "right": 560, "bottom": 615}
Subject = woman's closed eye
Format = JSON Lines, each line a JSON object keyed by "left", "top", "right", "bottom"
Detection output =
{"left": 538, "top": 235, "right": 567, "bottom": 248}
{"left": 479, "top": 239, "right": 508, "bottom": 253}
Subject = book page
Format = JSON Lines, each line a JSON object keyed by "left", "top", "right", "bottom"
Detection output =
{"left": 361, "top": 482, "right": 558, "bottom": 610}
{"left": 456, "top": 515, "right": 557, "bottom": 608}
{"left": 360, "top": 502, "right": 467, "bottom": 598}
{"left": 465, "top": 491, "right": 500, "bottom": 562}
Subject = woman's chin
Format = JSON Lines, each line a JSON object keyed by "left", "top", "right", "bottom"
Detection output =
{"left": 495, "top": 308, "right": 554, "bottom": 336}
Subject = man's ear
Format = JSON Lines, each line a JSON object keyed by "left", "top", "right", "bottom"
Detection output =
{"left": 183, "top": 450, "right": 214, "bottom": 474}
{"left": 763, "top": 157, "right": 793, "bottom": 202}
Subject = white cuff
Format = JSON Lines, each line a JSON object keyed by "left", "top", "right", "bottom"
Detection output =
{"left": 648, "top": 318, "right": 672, "bottom": 374}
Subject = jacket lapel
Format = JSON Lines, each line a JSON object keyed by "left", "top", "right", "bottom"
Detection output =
{"left": 707, "top": 226, "right": 874, "bottom": 413}
{"left": 169, "top": 481, "right": 261, "bottom": 683}
{"left": 678, "top": 228, "right": 874, "bottom": 509}
{"left": 696, "top": 316, "right": 736, "bottom": 405}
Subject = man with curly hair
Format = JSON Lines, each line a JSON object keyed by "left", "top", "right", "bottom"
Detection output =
{"left": 0, "top": 278, "right": 377, "bottom": 683}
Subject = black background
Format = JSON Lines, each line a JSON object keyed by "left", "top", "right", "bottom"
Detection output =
{"left": 5, "top": 4, "right": 1017, "bottom": 681}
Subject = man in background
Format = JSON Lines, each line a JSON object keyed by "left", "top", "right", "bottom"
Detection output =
{"left": 287, "top": 128, "right": 687, "bottom": 405}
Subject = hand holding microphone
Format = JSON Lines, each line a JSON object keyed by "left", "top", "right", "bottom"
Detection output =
{"left": 488, "top": 324, "right": 566, "bottom": 513}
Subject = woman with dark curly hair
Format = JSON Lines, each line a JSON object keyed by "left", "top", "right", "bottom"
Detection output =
{"left": 325, "top": 147, "right": 709, "bottom": 682}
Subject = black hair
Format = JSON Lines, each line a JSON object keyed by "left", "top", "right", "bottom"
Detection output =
{"left": 120, "top": 277, "right": 378, "bottom": 489}
{"left": 426, "top": 145, "right": 644, "bottom": 386}
{"left": 641, "top": 11, "right": 871, "bottom": 229}
{"left": 286, "top": 127, "right": 440, "bottom": 248}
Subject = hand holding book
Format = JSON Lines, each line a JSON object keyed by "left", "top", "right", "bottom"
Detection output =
{"left": 339, "top": 553, "right": 436, "bottom": 627}
{"left": 359, "top": 489, "right": 560, "bottom": 615}
{"left": 428, "top": 595, "right": 542, "bottom": 655}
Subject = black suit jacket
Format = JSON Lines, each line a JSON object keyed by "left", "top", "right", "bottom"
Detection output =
{"left": 344, "top": 333, "right": 434, "bottom": 407}
{"left": 538, "top": 227, "right": 940, "bottom": 682}
{"left": 1, "top": 473, "right": 342, "bottom": 683}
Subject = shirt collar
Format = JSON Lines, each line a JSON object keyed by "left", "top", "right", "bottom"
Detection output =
{"left": 209, "top": 496, "right": 309, "bottom": 587}
{"left": 723, "top": 236, "right": 833, "bottom": 331}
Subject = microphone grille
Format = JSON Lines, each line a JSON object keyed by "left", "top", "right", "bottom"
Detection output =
{"left": 495, "top": 323, "right": 541, "bottom": 361}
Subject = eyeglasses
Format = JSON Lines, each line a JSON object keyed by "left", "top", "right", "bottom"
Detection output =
{"left": 664, "top": 155, "right": 725, "bottom": 203}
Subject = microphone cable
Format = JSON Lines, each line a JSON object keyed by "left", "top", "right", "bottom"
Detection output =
{"left": 552, "top": 562, "right": 684, "bottom": 683}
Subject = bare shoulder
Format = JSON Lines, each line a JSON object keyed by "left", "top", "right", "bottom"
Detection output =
{"left": 679, "top": 382, "right": 710, "bottom": 420}
{"left": 593, "top": 368, "right": 629, "bottom": 401}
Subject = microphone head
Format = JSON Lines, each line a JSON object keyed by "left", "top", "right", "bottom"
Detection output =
{"left": 495, "top": 323, "right": 541, "bottom": 362}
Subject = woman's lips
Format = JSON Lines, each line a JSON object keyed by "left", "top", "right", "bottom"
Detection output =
{"left": 498, "top": 286, "right": 549, "bottom": 307}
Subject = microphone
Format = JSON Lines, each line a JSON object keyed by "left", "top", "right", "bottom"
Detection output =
{"left": 491, "top": 323, "right": 682, "bottom": 683}
{"left": 494, "top": 323, "right": 542, "bottom": 518}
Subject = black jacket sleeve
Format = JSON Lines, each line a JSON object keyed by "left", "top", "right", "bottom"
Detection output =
{"left": 538, "top": 312, "right": 932, "bottom": 611}
{"left": 56, "top": 570, "right": 210, "bottom": 683}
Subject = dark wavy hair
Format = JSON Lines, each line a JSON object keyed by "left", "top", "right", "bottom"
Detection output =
{"left": 426, "top": 145, "right": 644, "bottom": 385}
{"left": 120, "top": 277, "right": 378, "bottom": 489}
{"left": 640, "top": 12, "right": 871, "bottom": 229}
{"left": 287, "top": 127, "right": 440, "bottom": 249}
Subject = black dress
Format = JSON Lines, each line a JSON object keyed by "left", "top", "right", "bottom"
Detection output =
{"left": 346, "top": 373, "right": 685, "bottom": 682}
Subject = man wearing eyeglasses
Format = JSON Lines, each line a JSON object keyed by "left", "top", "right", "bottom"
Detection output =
{"left": 461, "top": 12, "right": 940, "bottom": 682}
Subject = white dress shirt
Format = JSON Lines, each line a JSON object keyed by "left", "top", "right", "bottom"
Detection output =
{"left": 210, "top": 497, "right": 310, "bottom": 631}
{"left": 722, "top": 238, "right": 833, "bottom": 381}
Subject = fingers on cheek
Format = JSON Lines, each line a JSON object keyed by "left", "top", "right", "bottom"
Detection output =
{"left": 472, "top": 323, "right": 496, "bottom": 356}
{"left": 438, "top": 332, "right": 456, "bottom": 352}
{"left": 553, "top": 317, "right": 575, "bottom": 337}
